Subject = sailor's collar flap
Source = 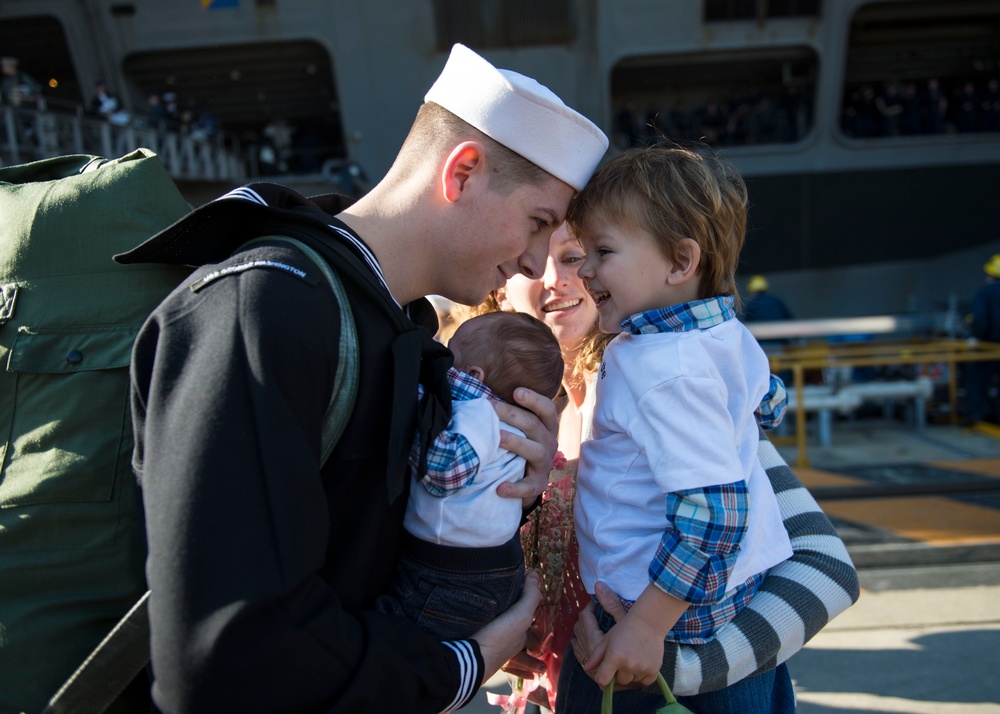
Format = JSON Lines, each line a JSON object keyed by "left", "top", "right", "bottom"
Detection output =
{"left": 114, "top": 183, "right": 353, "bottom": 267}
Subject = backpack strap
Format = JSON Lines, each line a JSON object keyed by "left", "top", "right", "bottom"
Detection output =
{"left": 241, "top": 235, "right": 359, "bottom": 461}
{"left": 40, "top": 593, "right": 152, "bottom": 714}
{"left": 41, "top": 236, "right": 359, "bottom": 714}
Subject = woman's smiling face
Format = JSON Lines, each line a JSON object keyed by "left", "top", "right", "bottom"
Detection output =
{"left": 502, "top": 223, "right": 598, "bottom": 354}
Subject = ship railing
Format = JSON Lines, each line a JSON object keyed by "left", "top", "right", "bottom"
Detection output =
{"left": 0, "top": 103, "right": 245, "bottom": 181}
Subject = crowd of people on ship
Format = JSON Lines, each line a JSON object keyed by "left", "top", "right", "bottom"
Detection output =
{"left": 841, "top": 76, "right": 1000, "bottom": 138}
{"left": 614, "top": 84, "right": 812, "bottom": 149}
{"left": 6, "top": 46, "right": 1000, "bottom": 181}
{"left": 614, "top": 74, "right": 1000, "bottom": 149}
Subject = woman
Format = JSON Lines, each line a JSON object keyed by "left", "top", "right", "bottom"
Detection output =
{"left": 496, "top": 225, "right": 607, "bottom": 710}
{"left": 495, "top": 224, "right": 859, "bottom": 711}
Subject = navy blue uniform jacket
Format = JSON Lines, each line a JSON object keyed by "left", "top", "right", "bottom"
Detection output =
{"left": 120, "top": 184, "right": 476, "bottom": 713}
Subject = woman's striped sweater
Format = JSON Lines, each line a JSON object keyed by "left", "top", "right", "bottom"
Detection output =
{"left": 661, "top": 429, "right": 861, "bottom": 695}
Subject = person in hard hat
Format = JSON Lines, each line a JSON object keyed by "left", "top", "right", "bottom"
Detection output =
{"left": 741, "top": 274, "right": 794, "bottom": 385}
{"left": 966, "top": 254, "right": 1000, "bottom": 424}
{"left": 741, "top": 274, "right": 793, "bottom": 323}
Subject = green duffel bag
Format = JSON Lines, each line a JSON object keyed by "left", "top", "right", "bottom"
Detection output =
{"left": 0, "top": 149, "right": 192, "bottom": 714}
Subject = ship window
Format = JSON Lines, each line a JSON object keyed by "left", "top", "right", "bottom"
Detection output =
{"left": 433, "top": 0, "right": 574, "bottom": 51}
{"left": 123, "top": 40, "right": 346, "bottom": 172}
{"left": 0, "top": 15, "right": 81, "bottom": 108}
{"left": 705, "top": 0, "right": 757, "bottom": 21}
{"left": 610, "top": 48, "right": 817, "bottom": 149}
{"left": 705, "top": 0, "right": 821, "bottom": 22}
{"left": 841, "top": 0, "right": 1000, "bottom": 138}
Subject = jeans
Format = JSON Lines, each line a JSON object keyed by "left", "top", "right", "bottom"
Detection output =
{"left": 555, "top": 607, "right": 796, "bottom": 714}
{"left": 376, "top": 531, "right": 525, "bottom": 640}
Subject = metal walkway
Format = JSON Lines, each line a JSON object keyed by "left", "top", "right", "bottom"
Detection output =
{"left": 781, "top": 420, "right": 1000, "bottom": 568}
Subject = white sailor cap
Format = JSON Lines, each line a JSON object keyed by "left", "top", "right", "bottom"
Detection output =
{"left": 424, "top": 44, "right": 608, "bottom": 191}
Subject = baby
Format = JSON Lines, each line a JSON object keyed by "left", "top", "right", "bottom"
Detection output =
{"left": 379, "top": 310, "right": 564, "bottom": 639}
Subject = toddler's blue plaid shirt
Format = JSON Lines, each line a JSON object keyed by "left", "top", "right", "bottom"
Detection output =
{"left": 623, "top": 295, "right": 787, "bottom": 430}
{"left": 616, "top": 295, "right": 785, "bottom": 642}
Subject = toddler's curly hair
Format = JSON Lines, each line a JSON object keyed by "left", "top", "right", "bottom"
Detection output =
{"left": 566, "top": 143, "right": 748, "bottom": 308}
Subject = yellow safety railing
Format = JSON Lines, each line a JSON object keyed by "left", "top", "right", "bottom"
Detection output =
{"left": 767, "top": 339, "right": 1000, "bottom": 468}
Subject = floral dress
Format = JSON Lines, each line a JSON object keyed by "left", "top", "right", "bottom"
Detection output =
{"left": 518, "top": 378, "right": 596, "bottom": 711}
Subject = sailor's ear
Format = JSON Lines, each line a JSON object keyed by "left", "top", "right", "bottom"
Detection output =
{"left": 441, "top": 141, "right": 486, "bottom": 203}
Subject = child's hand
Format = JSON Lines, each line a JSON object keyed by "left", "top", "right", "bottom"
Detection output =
{"left": 583, "top": 611, "right": 665, "bottom": 688}
{"left": 587, "top": 582, "right": 688, "bottom": 688}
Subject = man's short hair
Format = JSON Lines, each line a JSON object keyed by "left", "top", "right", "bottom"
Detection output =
{"left": 397, "top": 102, "right": 551, "bottom": 195}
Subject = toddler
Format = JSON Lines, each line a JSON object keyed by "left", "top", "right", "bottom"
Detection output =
{"left": 559, "top": 144, "right": 794, "bottom": 712}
